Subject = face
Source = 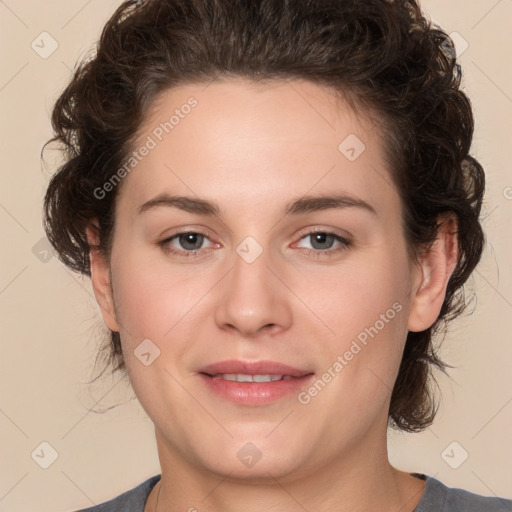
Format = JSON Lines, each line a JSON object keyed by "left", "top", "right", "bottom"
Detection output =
{"left": 89, "top": 78, "right": 446, "bottom": 482}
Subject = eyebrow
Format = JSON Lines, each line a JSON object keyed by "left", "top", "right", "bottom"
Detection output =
{"left": 137, "top": 192, "right": 377, "bottom": 217}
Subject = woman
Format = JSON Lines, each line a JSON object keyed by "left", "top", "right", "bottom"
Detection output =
{"left": 43, "top": 0, "right": 511, "bottom": 510}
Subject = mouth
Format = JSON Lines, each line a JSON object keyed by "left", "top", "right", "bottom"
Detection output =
{"left": 197, "top": 360, "right": 315, "bottom": 405}
{"left": 198, "top": 359, "right": 312, "bottom": 377}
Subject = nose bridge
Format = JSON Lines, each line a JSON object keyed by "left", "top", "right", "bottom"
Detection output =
{"left": 214, "top": 234, "right": 291, "bottom": 335}
{"left": 232, "top": 235, "right": 271, "bottom": 292}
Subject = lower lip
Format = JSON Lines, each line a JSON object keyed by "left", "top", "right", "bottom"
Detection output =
{"left": 199, "top": 373, "right": 315, "bottom": 405}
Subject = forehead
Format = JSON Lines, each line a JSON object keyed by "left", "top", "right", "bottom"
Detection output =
{"left": 139, "top": 77, "right": 372, "bottom": 148}
{"left": 116, "top": 78, "right": 399, "bottom": 222}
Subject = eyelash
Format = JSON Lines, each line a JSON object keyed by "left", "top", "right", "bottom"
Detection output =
{"left": 158, "top": 229, "right": 351, "bottom": 259}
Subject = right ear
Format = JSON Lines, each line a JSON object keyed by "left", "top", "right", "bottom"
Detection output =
{"left": 86, "top": 221, "right": 120, "bottom": 332}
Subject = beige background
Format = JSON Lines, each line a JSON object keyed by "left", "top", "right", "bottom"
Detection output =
{"left": 0, "top": 0, "right": 511, "bottom": 510}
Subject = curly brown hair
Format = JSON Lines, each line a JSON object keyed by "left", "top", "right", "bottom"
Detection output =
{"left": 42, "top": 0, "right": 485, "bottom": 432}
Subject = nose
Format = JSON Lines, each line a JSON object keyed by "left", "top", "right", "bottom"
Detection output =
{"left": 214, "top": 242, "right": 292, "bottom": 338}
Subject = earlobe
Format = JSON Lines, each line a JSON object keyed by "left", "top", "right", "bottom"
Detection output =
{"left": 407, "top": 214, "right": 459, "bottom": 333}
{"left": 86, "top": 221, "right": 120, "bottom": 332}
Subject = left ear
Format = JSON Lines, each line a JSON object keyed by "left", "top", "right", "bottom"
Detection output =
{"left": 407, "top": 213, "right": 459, "bottom": 332}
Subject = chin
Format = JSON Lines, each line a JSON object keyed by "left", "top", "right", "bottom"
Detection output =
{"left": 189, "top": 436, "right": 307, "bottom": 481}
{"left": 208, "top": 454, "right": 302, "bottom": 483}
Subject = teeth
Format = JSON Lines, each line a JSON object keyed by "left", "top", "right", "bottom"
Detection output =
{"left": 213, "top": 373, "right": 286, "bottom": 383}
{"left": 253, "top": 374, "right": 283, "bottom": 383}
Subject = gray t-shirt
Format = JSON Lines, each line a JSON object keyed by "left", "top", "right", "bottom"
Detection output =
{"left": 73, "top": 473, "right": 511, "bottom": 511}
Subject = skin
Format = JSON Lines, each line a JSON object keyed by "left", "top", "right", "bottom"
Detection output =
{"left": 87, "top": 78, "right": 458, "bottom": 512}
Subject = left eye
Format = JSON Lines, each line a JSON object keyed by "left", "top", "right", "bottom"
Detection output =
{"left": 296, "top": 231, "right": 350, "bottom": 254}
{"left": 160, "top": 232, "right": 212, "bottom": 256}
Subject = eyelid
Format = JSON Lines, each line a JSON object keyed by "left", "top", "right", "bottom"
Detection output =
{"left": 158, "top": 226, "right": 215, "bottom": 244}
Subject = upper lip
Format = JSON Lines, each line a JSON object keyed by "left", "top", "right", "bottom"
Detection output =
{"left": 198, "top": 360, "right": 312, "bottom": 377}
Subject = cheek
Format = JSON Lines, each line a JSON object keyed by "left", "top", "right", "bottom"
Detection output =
{"left": 110, "top": 246, "right": 210, "bottom": 345}
{"left": 298, "top": 247, "right": 411, "bottom": 403}
{"left": 295, "top": 262, "right": 409, "bottom": 413}
{"left": 298, "top": 250, "right": 409, "bottom": 341}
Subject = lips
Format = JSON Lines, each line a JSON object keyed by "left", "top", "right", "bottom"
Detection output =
{"left": 198, "top": 359, "right": 312, "bottom": 378}
{"left": 197, "top": 360, "right": 315, "bottom": 405}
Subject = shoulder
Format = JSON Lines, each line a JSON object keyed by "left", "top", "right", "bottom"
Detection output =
{"left": 70, "top": 475, "right": 161, "bottom": 512}
{"left": 415, "top": 475, "right": 512, "bottom": 512}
